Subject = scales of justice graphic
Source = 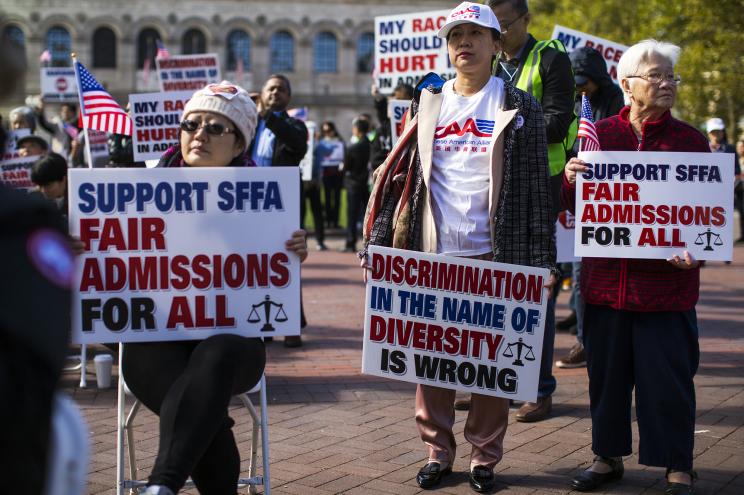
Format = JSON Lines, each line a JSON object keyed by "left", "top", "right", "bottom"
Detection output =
{"left": 247, "top": 295, "right": 287, "bottom": 332}
{"left": 694, "top": 228, "right": 723, "bottom": 251}
{"left": 502, "top": 338, "right": 535, "bottom": 367}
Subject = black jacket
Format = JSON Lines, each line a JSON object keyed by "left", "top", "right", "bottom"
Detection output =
{"left": 570, "top": 47, "right": 625, "bottom": 122}
{"left": 248, "top": 110, "right": 308, "bottom": 166}
{"left": 370, "top": 96, "right": 392, "bottom": 170}
{"left": 342, "top": 137, "right": 371, "bottom": 189}
{"left": 495, "top": 34, "right": 575, "bottom": 145}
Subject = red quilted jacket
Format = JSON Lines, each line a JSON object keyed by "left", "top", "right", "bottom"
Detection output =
{"left": 561, "top": 106, "right": 710, "bottom": 311}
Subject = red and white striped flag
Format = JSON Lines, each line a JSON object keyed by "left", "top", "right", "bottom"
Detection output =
{"left": 156, "top": 40, "right": 170, "bottom": 60}
{"left": 577, "top": 94, "right": 601, "bottom": 152}
{"left": 75, "top": 60, "right": 132, "bottom": 135}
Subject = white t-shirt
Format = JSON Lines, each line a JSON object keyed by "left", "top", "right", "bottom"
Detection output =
{"left": 430, "top": 76, "right": 503, "bottom": 256}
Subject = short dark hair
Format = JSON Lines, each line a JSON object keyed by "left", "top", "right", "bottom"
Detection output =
{"left": 487, "top": 0, "right": 529, "bottom": 15}
{"left": 31, "top": 152, "right": 67, "bottom": 185}
{"left": 393, "top": 83, "right": 415, "bottom": 99}
{"left": 265, "top": 74, "right": 292, "bottom": 96}
{"left": 353, "top": 117, "right": 370, "bottom": 135}
{"left": 61, "top": 102, "right": 77, "bottom": 113}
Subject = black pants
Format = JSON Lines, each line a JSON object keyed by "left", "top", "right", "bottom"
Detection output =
{"left": 322, "top": 173, "right": 342, "bottom": 227}
{"left": 300, "top": 181, "right": 325, "bottom": 244}
{"left": 123, "top": 335, "right": 266, "bottom": 494}
{"left": 583, "top": 304, "right": 699, "bottom": 470}
{"left": 345, "top": 185, "right": 368, "bottom": 249}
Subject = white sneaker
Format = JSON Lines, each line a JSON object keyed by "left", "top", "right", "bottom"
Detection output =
{"left": 143, "top": 486, "right": 175, "bottom": 495}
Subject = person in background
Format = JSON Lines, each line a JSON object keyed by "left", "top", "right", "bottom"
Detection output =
{"left": 8, "top": 106, "right": 37, "bottom": 132}
{"left": 370, "top": 83, "right": 415, "bottom": 171}
{"left": 341, "top": 117, "right": 371, "bottom": 253}
{"left": 30, "top": 152, "right": 69, "bottom": 221}
{"left": 319, "top": 121, "right": 344, "bottom": 230}
{"left": 303, "top": 127, "right": 327, "bottom": 250}
{"left": 735, "top": 139, "right": 744, "bottom": 243}
{"left": 37, "top": 102, "right": 85, "bottom": 167}
{"left": 108, "top": 103, "right": 146, "bottom": 168}
{"left": 706, "top": 118, "right": 740, "bottom": 246}
{"left": 17, "top": 134, "right": 50, "bottom": 157}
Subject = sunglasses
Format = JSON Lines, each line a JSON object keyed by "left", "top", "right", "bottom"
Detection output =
{"left": 179, "top": 119, "right": 235, "bottom": 136}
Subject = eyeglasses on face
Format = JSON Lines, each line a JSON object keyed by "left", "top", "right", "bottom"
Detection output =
{"left": 179, "top": 119, "right": 235, "bottom": 136}
{"left": 626, "top": 73, "right": 682, "bottom": 86}
{"left": 499, "top": 12, "right": 526, "bottom": 34}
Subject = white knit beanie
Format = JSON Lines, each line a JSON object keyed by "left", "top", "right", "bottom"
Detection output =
{"left": 182, "top": 81, "right": 257, "bottom": 152}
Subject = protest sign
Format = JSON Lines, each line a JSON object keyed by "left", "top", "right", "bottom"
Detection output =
{"left": 362, "top": 246, "right": 548, "bottom": 401}
{"left": 0, "top": 155, "right": 37, "bottom": 191}
{"left": 556, "top": 211, "right": 579, "bottom": 263}
{"left": 157, "top": 54, "right": 221, "bottom": 92}
{"left": 319, "top": 140, "right": 344, "bottom": 170}
{"left": 88, "top": 130, "right": 109, "bottom": 168}
{"left": 388, "top": 99, "right": 411, "bottom": 147}
{"left": 575, "top": 151, "right": 734, "bottom": 261}
{"left": 40, "top": 67, "right": 78, "bottom": 101}
{"left": 299, "top": 121, "right": 316, "bottom": 182}
{"left": 130, "top": 91, "right": 193, "bottom": 161}
{"left": 68, "top": 167, "right": 301, "bottom": 344}
{"left": 374, "top": 10, "right": 453, "bottom": 94}
{"left": 2, "top": 128, "right": 31, "bottom": 161}
{"left": 551, "top": 25, "right": 628, "bottom": 84}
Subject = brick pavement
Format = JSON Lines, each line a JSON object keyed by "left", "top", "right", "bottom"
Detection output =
{"left": 67, "top": 241, "right": 744, "bottom": 494}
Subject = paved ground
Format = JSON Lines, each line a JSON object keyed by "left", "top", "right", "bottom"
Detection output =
{"left": 67, "top": 238, "right": 744, "bottom": 494}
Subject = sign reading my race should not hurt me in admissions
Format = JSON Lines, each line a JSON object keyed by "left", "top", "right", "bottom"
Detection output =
{"left": 374, "top": 10, "right": 453, "bottom": 95}
{"left": 157, "top": 54, "right": 221, "bottom": 93}
{"left": 550, "top": 25, "right": 628, "bottom": 85}
{"left": 362, "top": 246, "right": 549, "bottom": 402}
{"left": 575, "top": 151, "right": 735, "bottom": 261}
{"left": 130, "top": 91, "right": 193, "bottom": 161}
{"left": 68, "top": 167, "right": 301, "bottom": 344}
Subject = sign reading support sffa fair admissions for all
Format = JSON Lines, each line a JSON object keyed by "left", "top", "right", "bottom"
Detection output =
{"left": 575, "top": 151, "right": 735, "bottom": 261}
{"left": 157, "top": 54, "right": 221, "bottom": 93}
{"left": 68, "top": 167, "right": 301, "bottom": 344}
{"left": 374, "top": 10, "right": 453, "bottom": 95}
{"left": 362, "top": 246, "right": 549, "bottom": 402}
{"left": 130, "top": 91, "right": 193, "bottom": 161}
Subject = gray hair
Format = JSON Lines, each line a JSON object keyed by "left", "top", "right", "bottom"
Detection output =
{"left": 617, "top": 39, "right": 681, "bottom": 104}
{"left": 9, "top": 106, "right": 37, "bottom": 132}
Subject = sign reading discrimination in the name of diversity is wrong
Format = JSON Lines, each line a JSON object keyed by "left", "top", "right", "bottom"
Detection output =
{"left": 157, "top": 54, "right": 221, "bottom": 93}
{"left": 0, "top": 156, "right": 37, "bottom": 191}
{"left": 374, "top": 10, "right": 453, "bottom": 94}
{"left": 575, "top": 151, "right": 735, "bottom": 261}
{"left": 556, "top": 211, "right": 579, "bottom": 263}
{"left": 130, "top": 91, "right": 193, "bottom": 161}
{"left": 40, "top": 67, "right": 78, "bottom": 101}
{"left": 88, "top": 130, "right": 110, "bottom": 168}
{"left": 551, "top": 25, "right": 629, "bottom": 84}
{"left": 388, "top": 99, "right": 411, "bottom": 147}
{"left": 68, "top": 167, "right": 301, "bottom": 344}
{"left": 362, "top": 246, "right": 549, "bottom": 401}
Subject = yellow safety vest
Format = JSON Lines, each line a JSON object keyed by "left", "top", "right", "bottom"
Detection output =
{"left": 514, "top": 40, "right": 578, "bottom": 176}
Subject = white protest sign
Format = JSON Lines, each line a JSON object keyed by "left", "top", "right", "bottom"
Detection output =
{"left": 362, "top": 246, "right": 548, "bottom": 401}
{"left": 40, "top": 67, "right": 78, "bottom": 101}
{"left": 299, "top": 121, "right": 316, "bottom": 182}
{"left": 130, "top": 91, "right": 193, "bottom": 161}
{"left": 375, "top": 10, "right": 453, "bottom": 95}
{"left": 157, "top": 54, "right": 221, "bottom": 93}
{"left": 68, "top": 167, "right": 301, "bottom": 344}
{"left": 388, "top": 99, "right": 411, "bottom": 147}
{"left": 575, "top": 151, "right": 734, "bottom": 261}
{"left": 2, "top": 128, "right": 31, "bottom": 161}
{"left": 319, "top": 140, "right": 345, "bottom": 169}
{"left": 88, "top": 130, "right": 109, "bottom": 168}
{"left": 0, "top": 155, "right": 37, "bottom": 191}
{"left": 551, "top": 25, "right": 628, "bottom": 84}
{"left": 556, "top": 211, "right": 579, "bottom": 263}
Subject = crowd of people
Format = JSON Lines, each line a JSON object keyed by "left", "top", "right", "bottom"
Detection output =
{"left": 1, "top": 0, "right": 742, "bottom": 494}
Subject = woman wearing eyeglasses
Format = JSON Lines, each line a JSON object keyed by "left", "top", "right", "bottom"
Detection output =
{"left": 562, "top": 41, "right": 708, "bottom": 495}
{"left": 125, "top": 82, "right": 307, "bottom": 495}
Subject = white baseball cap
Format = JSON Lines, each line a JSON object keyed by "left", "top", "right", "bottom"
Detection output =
{"left": 705, "top": 117, "right": 725, "bottom": 133}
{"left": 437, "top": 2, "right": 502, "bottom": 39}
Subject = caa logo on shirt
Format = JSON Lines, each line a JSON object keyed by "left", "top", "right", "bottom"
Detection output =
{"left": 435, "top": 118, "right": 494, "bottom": 139}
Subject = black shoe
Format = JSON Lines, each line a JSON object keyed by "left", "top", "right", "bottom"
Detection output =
{"left": 454, "top": 398, "right": 471, "bottom": 411}
{"left": 556, "top": 311, "right": 577, "bottom": 331}
{"left": 665, "top": 469, "right": 697, "bottom": 495}
{"left": 570, "top": 456, "right": 623, "bottom": 491}
{"left": 284, "top": 335, "right": 302, "bottom": 348}
{"left": 469, "top": 465, "right": 495, "bottom": 493}
{"left": 416, "top": 462, "right": 451, "bottom": 490}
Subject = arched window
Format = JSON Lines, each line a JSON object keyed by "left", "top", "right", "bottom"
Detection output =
{"left": 313, "top": 31, "right": 337, "bottom": 73}
{"left": 182, "top": 28, "right": 206, "bottom": 55}
{"left": 3, "top": 25, "right": 25, "bottom": 62}
{"left": 137, "top": 28, "right": 161, "bottom": 69}
{"left": 46, "top": 26, "right": 71, "bottom": 67}
{"left": 92, "top": 27, "right": 116, "bottom": 68}
{"left": 357, "top": 32, "right": 374, "bottom": 73}
{"left": 226, "top": 30, "right": 251, "bottom": 71}
{"left": 270, "top": 31, "right": 294, "bottom": 73}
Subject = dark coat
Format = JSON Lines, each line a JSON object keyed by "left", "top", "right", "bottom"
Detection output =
{"left": 570, "top": 47, "right": 625, "bottom": 122}
{"left": 342, "top": 137, "right": 371, "bottom": 190}
{"left": 248, "top": 111, "right": 308, "bottom": 166}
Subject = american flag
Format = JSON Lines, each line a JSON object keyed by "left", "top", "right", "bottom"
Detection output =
{"left": 156, "top": 40, "right": 170, "bottom": 59}
{"left": 577, "top": 94, "right": 601, "bottom": 151}
{"left": 75, "top": 61, "right": 132, "bottom": 135}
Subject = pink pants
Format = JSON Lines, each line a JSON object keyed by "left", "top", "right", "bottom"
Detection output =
{"left": 415, "top": 385, "right": 510, "bottom": 469}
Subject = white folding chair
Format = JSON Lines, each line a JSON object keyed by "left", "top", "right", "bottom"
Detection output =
{"left": 63, "top": 344, "right": 88, "bottom": 388}
{"left": 115, "top": 344, "right": 270, "bottom": 494}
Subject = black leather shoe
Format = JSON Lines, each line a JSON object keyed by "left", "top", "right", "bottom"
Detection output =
{"left": 469, "top": 465, "right": 495, "bottom": 493}
{"left": 416, "top": 462, "right": 451, "bottom": 489}
{"left": 665, "top": 469, "right": 697, "bottom": 494}
{"left": 570, "top": 456, "right": 623, "bottom": 491}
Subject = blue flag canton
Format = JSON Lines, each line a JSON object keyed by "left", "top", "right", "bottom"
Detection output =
{"left": 76, "top": 62, "right": 104, "bottom": 92}
{"left": 580, "top": 96, "right": 594, "bottom": 123}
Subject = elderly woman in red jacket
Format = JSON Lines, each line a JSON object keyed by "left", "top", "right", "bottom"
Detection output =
{"left": 561, "top": 40, "right": 707, "bottom": 495}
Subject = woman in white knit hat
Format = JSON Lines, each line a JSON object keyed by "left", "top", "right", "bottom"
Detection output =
{"left": 123, "top": 81, "right": 307, "bottom": 495}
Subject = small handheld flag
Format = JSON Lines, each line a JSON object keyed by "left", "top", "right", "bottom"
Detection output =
{"left": 74, "top": 60, "right": 132, "bottom": 136}
{"left": 577, "top": 94, "right": 601, "bottom": 152}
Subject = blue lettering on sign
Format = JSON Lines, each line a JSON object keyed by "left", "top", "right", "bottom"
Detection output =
{"left": 217, "top": 181, "right": 284, "bottom": 212}
{"left": 556, "top": 32, "right": 582, "bottom": 50}
{"left": 379, "top": 20, "right": 406, "bottom": 36}
{"left": 76, "top": 182, "right": 209, "bottom": 213}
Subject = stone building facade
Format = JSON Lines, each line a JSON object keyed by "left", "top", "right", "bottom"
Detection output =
{"left": 1, "top": 0, "right": 451, "bottom": 129}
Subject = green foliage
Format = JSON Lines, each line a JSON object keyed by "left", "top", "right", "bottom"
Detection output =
{"left": 527, "top": 0, "right": 744, "bottom": 136}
